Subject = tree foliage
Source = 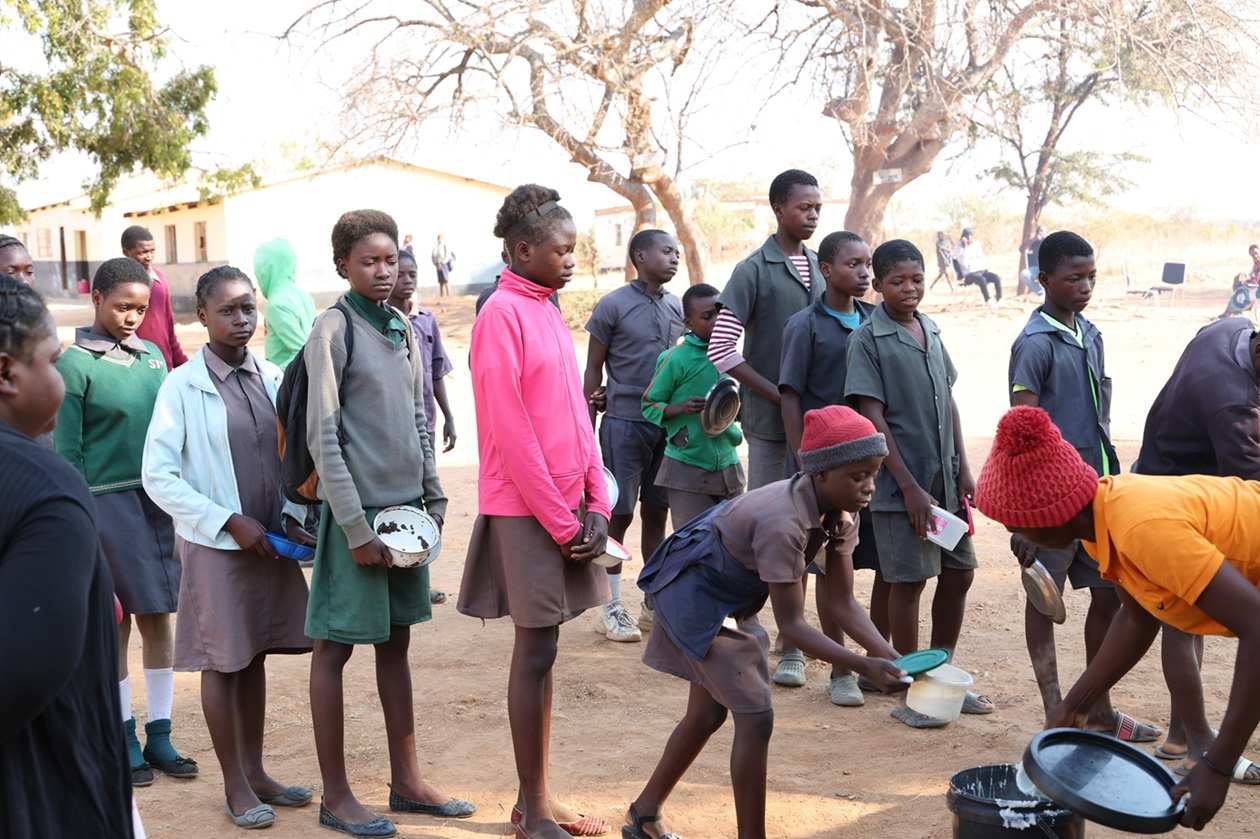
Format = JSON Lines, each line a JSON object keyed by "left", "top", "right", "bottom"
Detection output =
{"left": 0, "top": 0, "right": 216, "bottom": 224}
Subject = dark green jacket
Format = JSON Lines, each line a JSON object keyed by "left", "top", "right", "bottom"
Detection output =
{"left": 718, "top": 236, "right": 821, "bottom": 441}
{"left": 642, "top": 334, "right": 742, "bottom": 471}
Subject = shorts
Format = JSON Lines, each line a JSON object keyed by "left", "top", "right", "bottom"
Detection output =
{"left": 869, "top": 510, "right": 978, "bottom": 584}
{"left": 1037, "top": 541, "right": 1111, "bottom": 591}
{"left": 599, "top": 416, "right": 668, "bottom": 516}
{"left": 807, "top": 509, "right": 879, "bottom": 575}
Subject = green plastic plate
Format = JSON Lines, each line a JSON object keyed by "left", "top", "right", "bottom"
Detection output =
{"left": 894, "top": 647, "right": 951, "bottom": 676}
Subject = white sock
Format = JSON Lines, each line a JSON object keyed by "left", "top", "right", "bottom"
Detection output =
{"left": 119, "top": 677, "right": 133, "bottom": 723}
{"left": 144, "top": 667, "right": 174, "bottom": 722}
{"left": 608, "top": 573, "right": 622, "bottom": 603}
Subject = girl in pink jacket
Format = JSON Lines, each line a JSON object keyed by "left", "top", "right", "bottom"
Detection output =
{"left": 459, "top": 184, "right": 612, "bottom": 839}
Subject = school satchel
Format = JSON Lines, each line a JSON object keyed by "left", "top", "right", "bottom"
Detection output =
{"left": 275, "top": 301, "right": 354, "bottom": 504}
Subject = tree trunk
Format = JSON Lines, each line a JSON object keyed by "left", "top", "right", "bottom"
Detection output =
{"left": 625, "top": 190, "right": 657, "bottom": 281}
{"left": 650, "top": 174, "right": 707, "bottom": 285}
{"left": 842, "top": 181, "right": 895, "bottom": 244}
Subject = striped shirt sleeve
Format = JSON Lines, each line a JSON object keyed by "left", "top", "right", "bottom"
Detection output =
{"left": 707, "top": 308, "right": 746, "bottom": 373}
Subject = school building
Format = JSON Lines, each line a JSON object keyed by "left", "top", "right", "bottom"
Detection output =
{"left": 10, "top": 157, "right": 511, "bottom": 308}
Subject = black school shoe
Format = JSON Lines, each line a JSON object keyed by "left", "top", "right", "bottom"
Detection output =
{"left": 319, "top": 803, "right": 396, "bottom": 837}
{"left": 387, "top": 785, "right": 476, "bottom": 818}
{"left": 132, "top": 762, "right": 156, "bottom": 787}
{"left": 143, "top": 719, "right": 199, "bottom": 778}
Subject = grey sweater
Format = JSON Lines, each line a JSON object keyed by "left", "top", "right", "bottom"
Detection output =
{"left": 305, "top": 296, "right": 447, "bottom": 548}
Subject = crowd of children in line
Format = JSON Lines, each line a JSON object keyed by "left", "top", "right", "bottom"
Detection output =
{"left": 2, "top": 167, "right": 1260, "bottom": 839}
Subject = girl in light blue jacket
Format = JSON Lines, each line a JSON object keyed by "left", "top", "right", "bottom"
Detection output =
{"left": 142, "top": 267, "right": 313, "bottom": 830}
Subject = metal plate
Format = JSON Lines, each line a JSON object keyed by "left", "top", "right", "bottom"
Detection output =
{"left": 1023, "top": 728, "right": 1185, "bottom": 834}
{"left": 893, "top": 647, "right": 951, "bottom": 676}
{"left": 376, "top": 505, "right": 441, "bottom": 568}
{"left": 1022, "top": 560, "right": 1067, "bottom": 624}
{"left": 603, "top": 467, "right": 620, "bottom": 510}
{"left": 593, "top": 536, "right": 631, "bottom": 568}
{"left": 700, "top": 378, "right": 740, "bottom": 436}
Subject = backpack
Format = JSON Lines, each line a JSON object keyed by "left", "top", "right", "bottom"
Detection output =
{"left": 275, "top": 301, "right": 354, "bottom": 504}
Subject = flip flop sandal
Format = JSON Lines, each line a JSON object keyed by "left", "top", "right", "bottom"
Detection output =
{"left": 622, "top": 803, "right": 682, "bottom": 839}
{"left": 1175, "top": 756, "right": 1260, "bottom": 785}
{"left": 225, "top": 801, "right": 276, "bottom": 830}
{"left": 961, "top": 691, "right": 996, "bottom": 715}
{"left": 1112, "top": 711, "right": 1162, "bottom": 743}
{"left": 511, "top": 806, "right": 610, "bottom": 836}
{"left": 259, "top": 785, "right": 314, "bottom": 807}
{"left": 1155, "top": 742, "right": 1189, "bottom": 761}
{"left": 891, "top": 704, "right": 950, "bottom": 729}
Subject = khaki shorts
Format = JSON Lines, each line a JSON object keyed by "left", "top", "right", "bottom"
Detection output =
{"left": 869, "top": 510, "right": 978, "bottom": 584}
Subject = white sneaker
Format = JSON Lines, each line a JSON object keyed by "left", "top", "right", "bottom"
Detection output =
{"left": 596, "top": 601, "right": 642, "bottom": 643}
{"left": 638, "top": 603, "right": 654, "bottom": 633}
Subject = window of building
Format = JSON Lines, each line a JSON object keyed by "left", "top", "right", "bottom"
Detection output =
{"left": 614, "top": 224, "right": 624, "bottom": 247}
{"left": 164, "top": 224, "right": 177, "bottom": 264}
{"left": 194, "top": 221, "right": 208, "bottom": 262}
{"left": 36, "top": 228, "right": 52, "bottom": 258}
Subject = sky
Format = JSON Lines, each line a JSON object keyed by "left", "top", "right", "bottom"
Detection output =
{"left": 14, "top": 0, "right": 1260, "bottom": 228}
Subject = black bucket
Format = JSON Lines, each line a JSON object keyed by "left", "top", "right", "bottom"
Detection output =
{"left": 946, "top": 764, "right": 1086, "bottom": 838}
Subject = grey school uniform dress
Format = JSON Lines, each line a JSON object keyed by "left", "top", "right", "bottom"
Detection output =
{"left": 172, "top": 351, "right": 312, "bottom": 672}
{"left": 844, "top": 305, "right": 977, "bottom": 583}
{"left": 640, "top": 475, "right": 852, "bottom": 713}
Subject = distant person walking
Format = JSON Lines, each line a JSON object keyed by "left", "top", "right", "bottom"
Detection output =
{"left": 254, "top": 239, "right": 315, "bottom": 371}
{"left": 431, "top": 234, "right": 453, "bottom": 298}
{"left": 932, "top": 232, "right": 954, "bottom": 290}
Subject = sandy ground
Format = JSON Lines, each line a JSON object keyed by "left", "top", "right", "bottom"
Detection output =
{"left": 104, "top": 282, "right": 1260, "bottom": 838}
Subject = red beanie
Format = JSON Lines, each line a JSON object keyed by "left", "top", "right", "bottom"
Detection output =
{"left": 974, "top": 406, "right": 1099, "bottom": 528}
{"left": 799, "top": 406, "right": 887, "bottom": 474}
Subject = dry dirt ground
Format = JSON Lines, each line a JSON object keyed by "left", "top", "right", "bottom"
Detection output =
{"left": 111, "top": 283, "right": 1260, "bottom": 838}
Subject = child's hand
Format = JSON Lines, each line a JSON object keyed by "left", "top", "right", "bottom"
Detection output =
{"left": 351, "top": 537, "right": 394, "bottom": 568}
{"left": 225, "top": 514, "right": 280, "bottom": 560}
{"left": 902, "top": 485, "right": 934, "bottom": 539}
{"left": 663, "top": 396, "right": 707, "bottom": 419}
{"left": 859, "top": 657, "right": 911, "bottom": 693}
{"left": 1009, "top": 533, "right": 1038, "bottom": 567}
{"left": 284, "top": 515, "right": 317, "bottom": 548}
{"left": 1045, "top": 698, "right": 1090, "bottom": 730}
{"left": 587, "top": 386, "right": 607, "bottom": 413}
{"left": 442, "top": 420, "right": 457, "bottom": 452}
{"left": 569, "top": 512, "right": 609, "bottom": 563}
{"left": 957, "top": 469, "right": 976, "bottom": 501}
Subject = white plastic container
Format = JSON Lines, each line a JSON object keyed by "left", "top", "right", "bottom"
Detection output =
{"left": 925, "top": 505, "right": 968, "bottom": 551}
{"left": 906, "top": 663, "right": 974, "bottom": 722}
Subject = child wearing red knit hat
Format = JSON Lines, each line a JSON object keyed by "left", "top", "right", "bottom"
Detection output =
{"left": 976, "top": 405, "right": 1260, "bottom": 832}
{"left": 627, "top": 406, "right": 908, "bottom": 839}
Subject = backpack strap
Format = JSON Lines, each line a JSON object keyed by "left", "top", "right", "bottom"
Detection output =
{"left": 331, "top": 300, "right": 354, "bottom": 406}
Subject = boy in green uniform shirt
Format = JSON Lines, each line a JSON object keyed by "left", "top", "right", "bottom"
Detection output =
{"left": 642, "top": 284, "right": 745, "bottom": 529}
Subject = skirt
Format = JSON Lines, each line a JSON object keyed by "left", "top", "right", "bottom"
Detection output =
{"left": 642, "top": 614, "right": 772, "bottom": 714}
{"left": 458, "top": 515, "right": 610, "bottom": 628}
{"left": 174, "top": 539, "right": 312, "bottom": 673}
{"left": 305, "top": 501, "right": 431, "bottom": 645}
{"left": 95, "top": 488, "right": 179, "bottom": 615}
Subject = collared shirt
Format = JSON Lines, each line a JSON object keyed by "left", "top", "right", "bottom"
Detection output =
{"left": 344, "top": 291, "right": 409, "bottom": 348}
{"left": 713, "top": 472, "right": 856, "bottom": 583}
{"left": 1134, "top": 318, "right": 1260, "bottom": 480}
{"left": 1009, "top": 307, "right": 1114, "bottom": 476}
{"left": 711, "top": 236, "right": 823, "bottom": 440}
{"left": 202, "top": 349, "right": 283, "bottom": 532}
{"left": 779, "top": 297, "right": 875, "bottom": 414}
{"left": 1082, "top": 474, "right": 1260, "bottom": 635}
{"left": 407, "top": 309, "right": 454, "bottom": 438}
{"left": 844, "top": 303, "right": 960, "bottom": 513}
{"left": 585, "top": 279, "right": 684, "bottom": 422}
{"left": 73, "top": 327, "right": 148, "bottom": 361}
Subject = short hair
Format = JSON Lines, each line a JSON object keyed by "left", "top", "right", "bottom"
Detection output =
{"left": 331, "top": 209, "right": 399, "bottom": 267}
{"left": 92, "top": 257, "right": 150, "bottom": 295}
{"left": 817, "top": 231, "right": 865, "bottom": 265}
{"left": 120, "top": 225, "right": 154, "bottom": 251}
{"left": 768, "top": 169, "right": 819, "bottom": 207}
{"left": 960, "top": 227, "right": 973, "bottom": 238}
{"left": 682, "top": 282, "right": 720, "bottom": 317}
{"left": 397, "top": 248, "right": 418, "bottom": 267}
{"left": 872, "top": 239, "right": 924, "bottom": 280}
{"left": 1037, "top": 231, "right": 1094, "bottom": 276}
{"left": 0, "top": 234, "right": 26, "bottom": 253}
{"left": 195, "top": 265, "right": 252, "bottom": 309}
{"left": 1250, "top": 243, "right": 1259, "bottom": 253}
{"left": 493, "top": 184, "right": 573, "bottom": 246}
{"left": 628, "top": 229, "right": 671, "bottom": 267}
{"left": 0, "top": 275, "right": 52, "bottom": 359}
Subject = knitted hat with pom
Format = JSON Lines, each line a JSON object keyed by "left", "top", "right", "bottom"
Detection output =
{"left": 974, "top": 406, "right": 1099, "bottom": 528}
{"left": 799, "top": 405, "right": 888, "bottom": 474}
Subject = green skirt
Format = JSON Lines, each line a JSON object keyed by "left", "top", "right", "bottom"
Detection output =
{"left": 305, "top": 501, "right": 431, "bottom": 645}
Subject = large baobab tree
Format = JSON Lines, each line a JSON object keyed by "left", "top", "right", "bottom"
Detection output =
{"left": 288, "top": 0, "right": 731, "bottom": 283}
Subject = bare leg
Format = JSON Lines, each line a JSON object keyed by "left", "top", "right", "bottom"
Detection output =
{"left": 888, "top": 580, "right": 927, "bottom": 655}
{"left": 134, "top": 612, "right": 175, "bottom": 669}
{"left": 234, "top": 654, "right": 289, "bottom": 799}
{"left": 929, "top": 567, "right": 974, "bottom": 653}
{"left": 869, "top": 571, "right": 891, "bottom": 640}
{"left": 509, "top": 625, "right": 569, "bottom": 838}
{"left": 639, "top": 503, "right": 668, "bottom": 566}
{"left": 202, "top": 668, "right": 259, "bottom": 814}
{"left": 311, "top": 639, "right": 378, "bottom": 824}
{"left": 1082, "top": 587, "right": 1120, "bottom": 727}
{"left": 1162, "top": 627, "right": 1209, "bottom": 753}
{"left": 1024, "top": 600, "right": 1062, "bottom": 721}
{"left": 629, "top": 684, "right": 728, "bottom": 838}
{"left": 118, "top": 613, "right": 132, "bottom": 680}
{"left": 375, "top": 625, "right": 449, "bottom": 805}
{"left": 730, "top": 710, "right": 773, "bottom": 839}
{"left": 815, "top": 573, "right": 849, "bottom": 679}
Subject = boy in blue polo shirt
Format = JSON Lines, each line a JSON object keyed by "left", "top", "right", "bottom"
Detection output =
{"left": 1007, "top": 230, "right": 1159, "bottom": 742}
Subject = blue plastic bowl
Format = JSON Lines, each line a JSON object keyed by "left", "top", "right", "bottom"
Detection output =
{"left": 266, "top": 533, "right": 314, "bottom": 562}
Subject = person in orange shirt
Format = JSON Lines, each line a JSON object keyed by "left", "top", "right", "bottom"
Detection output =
{"left": 974, "top": 406, "right": 1260, "bottom": 832}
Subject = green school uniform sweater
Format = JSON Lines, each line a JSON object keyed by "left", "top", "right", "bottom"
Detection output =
{"left": 54, "top": 334, "right": 167, "bottom": 495}
{"left": 642, "top": 334, "right": 743, "bottom": 472}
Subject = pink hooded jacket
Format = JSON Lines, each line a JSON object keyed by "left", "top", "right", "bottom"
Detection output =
{"left": 471, "top": 268, "right": 611, "bottom": 544}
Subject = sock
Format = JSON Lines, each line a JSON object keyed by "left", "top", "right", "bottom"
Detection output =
{"left": 144, "top": 667, "right": 174, "bottom": 723}
{"left": 119, "top": 677, "right": 132, "bottom": 723}
{"left": 608, "top": 573, "right": 622, "bottom": 603}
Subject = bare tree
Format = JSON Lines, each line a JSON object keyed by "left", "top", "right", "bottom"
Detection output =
{"left": 287, "top": 0, "right": 730, "bottom": 283}
{"left": 971, "top": 3, "right": 1256, "bottom": 278}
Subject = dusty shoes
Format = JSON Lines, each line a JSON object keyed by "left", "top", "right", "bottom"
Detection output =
{"left": 773, "top": 652, "right": 807, "bottom": 687}
{"left": 595, "top": 600, "right": 642, "bottom": 643}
